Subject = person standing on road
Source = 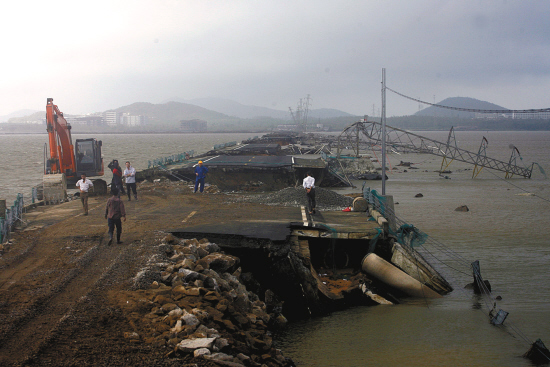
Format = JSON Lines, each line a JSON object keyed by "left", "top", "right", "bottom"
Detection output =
{"left": 124, "top": 161, "right": 138, "bottom": 201}
{"left": 194, "top": 160, "right": 209, "bottom": 193}
{"left": 303, "top": 171, "right": 316, "bottom": 215}
{"left": 105, "top": 187, "right": 126, "bottom": 245}
{"left": 75, "top": 173, "right": 93, "bottom": 216}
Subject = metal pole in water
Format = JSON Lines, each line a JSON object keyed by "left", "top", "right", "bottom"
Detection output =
{"left": 381, "top": 68, "right": 387, "bottom": 195}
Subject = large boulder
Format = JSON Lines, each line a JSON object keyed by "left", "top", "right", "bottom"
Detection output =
{"left": 197, "top": 253, "right": 240, "bottom": 273}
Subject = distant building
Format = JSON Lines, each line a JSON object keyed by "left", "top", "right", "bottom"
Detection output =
{"left": 66, "top": 115, "right": 104, "bottom": 125}
{"left": 103, "top": 111, "right": 120, "bottom": 125}
{"left": 180, "top": 119, "right": 207, "bottom": 132}
{"left": 475, "top": 111, "right": 550, "bottom": 119}
{"left": 121, "top": 113, "right": 145, "bottom": 126}
{"left": 276, "top": 124, "right": 299, "bottom": 131}
{"left": 18, "top": 119, "right": 43, "bottom": 124}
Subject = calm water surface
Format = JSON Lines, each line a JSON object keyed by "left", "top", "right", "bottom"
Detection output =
{"left": 0, "top": 130, "right": 549, "bottom": 366}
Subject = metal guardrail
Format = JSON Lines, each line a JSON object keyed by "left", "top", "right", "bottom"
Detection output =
{"left": 0, "top": 194, "right": 24, "bottom": 244}
{"left": 148, "top": 150, "right": 195, "bottom": 169}
{"left": 213, "top": 141, "right": 237, "bottom": 150}
{"left": 147, "top": 140, "right": 239, "bottom": 168}
{"left": 32, "top": 187, "right": 38, "bottom": 203}
{"left": 241, "top": 136, "right": 258, "bottom": 144}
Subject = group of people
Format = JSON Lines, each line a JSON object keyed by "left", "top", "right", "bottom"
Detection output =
{"left": 75, "top": 159, "right": 316, "bottom": 246}
{"left": 75, "top": 159, "right": 212, "bottom": 245}
{"left": 107, "top": 160, "right": 138, "bottom": 201}
{"left": 75, "top": 159, "right": 137, "bottom": 246}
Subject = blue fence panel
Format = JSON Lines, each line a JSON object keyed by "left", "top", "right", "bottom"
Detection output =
{"left": 148, "top": 150, "right": 195, "bottom": 168}
{"left": 1, "top": 193, "right": 24, "bottom": 244}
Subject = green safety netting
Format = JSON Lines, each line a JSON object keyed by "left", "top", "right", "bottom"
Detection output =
{"left": 363, "top": 185, "right": 428, "bottom": 248}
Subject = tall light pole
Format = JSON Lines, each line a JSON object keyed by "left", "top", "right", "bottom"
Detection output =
{"left": 381, "top": 68, "right": 387, "bottom": 195}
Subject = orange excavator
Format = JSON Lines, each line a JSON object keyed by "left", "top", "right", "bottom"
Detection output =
{"left": 44, "top": 98, "right": 107, "bottom": 198}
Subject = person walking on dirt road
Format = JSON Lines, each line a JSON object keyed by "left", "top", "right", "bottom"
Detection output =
{"left": 105, "top": 187, "right": 126, "bottom": 245}
{"left": 76, "top": 173, "right": 93, "bottom": 215}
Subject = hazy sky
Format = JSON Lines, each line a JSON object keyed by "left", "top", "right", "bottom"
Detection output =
{"left": 2, "top": 0, "right": 549, "bottom": 117}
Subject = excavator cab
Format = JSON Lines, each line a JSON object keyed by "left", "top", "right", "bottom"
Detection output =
{"left": 75, "top": 138, "right": 104, "bottom": 177}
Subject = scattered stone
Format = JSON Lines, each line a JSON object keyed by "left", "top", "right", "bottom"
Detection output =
{"left": 204, "top": 185, "right": 220, "bottom": 194}
{"left": 454, "top": 205, "right": 469, "bottom": 212}
{"left": 194, "top": 348, "right": 211, "bottom": 358}
{"left": 214, "top": 337, "right": 229, "bottom": 351}
{"left": 182, "top": 312, "right": 200, "bottom": 326}
{"left": 123, "top": 332, "right": 140, "bottom": 340}
{"left": 272, "top": 315, "right": 288, "bottom": 329}
{"left": 415, "top": 193, "right": 423, "bottom": 198}
{"left": 176, "top": 337, "right": 217, "bottom": 353}
{"left": 163, "top": 234, "right": 178, "bottom": 244}
{"left": 198, "top": 253, "right": 240, "bottom": 273}
{"left": 204, "top": 353, "right": 245, "bottom": 366}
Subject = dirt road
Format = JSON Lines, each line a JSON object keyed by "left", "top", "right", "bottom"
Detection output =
{"left": 0, "top": 182, "right": 224, "bottom": 366}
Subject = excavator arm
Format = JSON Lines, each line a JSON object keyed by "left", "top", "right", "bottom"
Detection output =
{"left": 45, "top": 98, "right": 76, "bottom": 177}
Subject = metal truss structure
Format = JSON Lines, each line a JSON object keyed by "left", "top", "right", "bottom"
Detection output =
{"left": 336, "top": 120, "right": 534, "bottom": 178}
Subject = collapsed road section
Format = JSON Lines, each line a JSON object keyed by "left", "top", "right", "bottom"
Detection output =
{"left": 168, "top": 186, "right": 452, "bottom": 320}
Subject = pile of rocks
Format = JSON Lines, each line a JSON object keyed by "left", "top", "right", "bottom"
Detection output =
{"left": 127, "top": 235, "right": 293, "bottom": 367}
{"left": 240, "top": 187, "right": 354, "bottom": 210}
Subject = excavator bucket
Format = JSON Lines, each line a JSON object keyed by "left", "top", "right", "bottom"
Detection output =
{"left": 43, "top": 174, "right": 67, "bottom": 204}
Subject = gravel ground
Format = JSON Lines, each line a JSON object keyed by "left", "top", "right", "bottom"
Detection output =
{"left": 233, "top": 187, "right": 354, "bottom": 211}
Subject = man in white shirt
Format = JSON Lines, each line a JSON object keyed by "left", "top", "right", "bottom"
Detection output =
{"left": 124, "top": 161, "right": 138, "bottom": 201}
{"left": 76, "top": 173, "right": 94, "bottom": 215}
{"left": 303, "top": 171, "right": 316, "bottom": 215}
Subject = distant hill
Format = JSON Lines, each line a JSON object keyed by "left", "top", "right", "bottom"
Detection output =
{"left": 308, "top": 108, "right": 354, "bottom": 119}
{"left": 0, "top": 109, "right": 41, "bottom": 123}
{"left": 113, "top": 101, "right": 233, "bottom": 125}
{"left": 162, "top": 97, "right": 353, "bottom": 120}
{"left": 415, "top": 97, "right": 507, "bottom": 118}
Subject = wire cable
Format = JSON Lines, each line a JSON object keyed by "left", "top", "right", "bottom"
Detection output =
{"left": 485, "top": 169, "right": 550, "bottom": 203}
{"left": 386, "top": 86, "right": 550, "bottom": 114}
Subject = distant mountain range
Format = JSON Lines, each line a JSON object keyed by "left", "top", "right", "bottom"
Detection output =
{"left": 0, "top": 109, "right": 41, "bottom": 123}
{"left": 415, "top": 97, "right": 507, "bottom": 118}
{"left": 6, "top": 96, "right": 544, "bottom": 134}
{"left": 161, "top": 97, "right": 354, "bottom": 120}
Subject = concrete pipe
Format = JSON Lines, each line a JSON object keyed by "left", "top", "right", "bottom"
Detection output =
{"left": 361, "top": 253, "right": 442, "bottom": 298}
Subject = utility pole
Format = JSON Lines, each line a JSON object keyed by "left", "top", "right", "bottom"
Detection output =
{"left": 381, "top": 68, "right": 387, "bottom": 195}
